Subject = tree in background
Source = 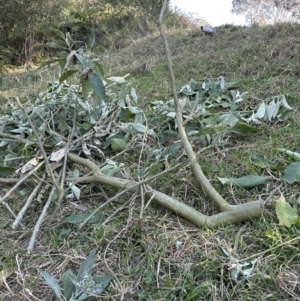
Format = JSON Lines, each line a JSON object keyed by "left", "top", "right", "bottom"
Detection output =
{"left": 232, "top": 0, "right": 300, "bottom": 25}
{"left": 0, "top": 0, "right": 67, "bottom": 65}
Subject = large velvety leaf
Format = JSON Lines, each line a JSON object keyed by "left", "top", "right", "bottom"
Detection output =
{"left": 88, "top": 73, "right": 106, "bottom": 102}
{"left": 275, "top": 195, "right": 298, "bottom": 227}
{"left": 218, "top": 175, "right": 271, "bottom": 189}
{"left": 283, "top": 162, "right": 300, "bottom": 184}
{"left": 77, "top": 248, "right": 97, "bottom": 280}
{"left": 37, "top": 269, "right": 61, "bottom": 299}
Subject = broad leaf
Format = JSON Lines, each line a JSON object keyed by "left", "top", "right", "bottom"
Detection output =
{"left": 275, "top": 195, "right": 298, "bottom": 227}
{"left": 107, "top": 76, "right": 127, "bottom": 84}
{"left": 283, "top": 162, "right": 300, "bottom": 184}
{"left": 37, "top": 269, "right": 62, "bottom": 300}
{"left": 77, "top": 248, "right": 98, "bottom": 280}
{"left": 60, "top": 270, "right": 77, "bottom": 300}
{"left": 69, "top": 183, "right": 81, "bottom": 200}
{"left": 63, "top": 212, "right": 102, "bottom": 224}
{"left": 133, "top": 122, "right": 147, "bottom": 133}
{"left": 59, "top": 70, "right": 77, "bottom": 84}
{"left": 74, "top": 53, "right": 87, "bottom": 68}
{"left": 255, "top": 102, "right": 266, "bottom": 119}
{"left": 88, "top": 73, "right": 106, "bottom": 101}
{"left": 0, "top": 166, "right": 15, "bottom": 175}
{"left": 93, "top": 275, "right": 112, "bottom": 292}
{"left": 281, "top": 95, "right": 292, "bottom": 110}
{"left": 111, "top": 138, "right": 126, "bottom": 151}
{"left": 38, "top": 59, "right": 65, "bottom": 69}
{"left": 88, "top": 28, "right": 96, "bottom": 49}
{"left": 50, "top": 28, "right": 65, "bottom": 40}
{"left": 230, "top": 123, "right": 258, "bottom": 135}
{"left": 81, "top": 79, "right": 91, "bottom": 100}
{"left": 250, "top": 154, "right": 284, "bottom": 171}
{"left": 0, "top": 269, "right": 13, "bottom": 288}
{"left": 43, "top": 42, "right": 64, "bottom": 49}
{"left": 218, "top": 175, "right": 271, "bottom": 189}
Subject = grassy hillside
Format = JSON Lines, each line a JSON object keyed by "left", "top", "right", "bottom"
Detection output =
{"left": 0, "top": 22, "right": 300, "bottom": 300}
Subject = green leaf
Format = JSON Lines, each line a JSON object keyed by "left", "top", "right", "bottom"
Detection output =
{"left": 111, "top": 138, "right": 126, "bottom": 151}
{"left": 275, "top": 195, "right": 298, "bottom": 227}
{"left": 131, "top": 87, "right": 138, "bottom": 103}
{"left": 230, "top": 123, "right": 258, "bottom": 135}
{"left": 219, "top": 113, "right": 238, "bottom": 127}
{"left": 77, "top": 248, "right": 98, "bottom": 280}
{"left": 43, "top": 42, "right": 64, "bottom": 49}
{"left": 0, "top": 166, "right": 15, "bottom": 176}
{"left": 107, "top": 76, "right": 127, "bottom": 84}
{"left": 37, "top": 269, "right": 62, "bottom": 300}
{"left": 88, "top": 73, "right": 106, "bottom": 101}
{"left": 250, "top": 154, "right": 270, "bottom": 168}
{"left": 81, "top": 79, "right": 91, "bottom": 100}
{"left": 59, "top": 70, "right": 77, "bottom": 84}
{"left": 38, "top": 59, "right": 65, "bottom": 69}
{"left": 218, "top": 175, "right": 271, "bottom": 189}
{"left": 93, "top": 45, "right": 106, "bottom": 55}
{"left": 65, "top": 32, "right": 75, "bottom": 48}
{"left": 250, "top": 154, "right": 284, "bottom": 171}
{"left": 69, "top": 183, "right": 81, "bottom": 200}
{"left": 93, "top": 61, "right": 105, "bottom": 77}
{"left": 146, "top": 162, "right": 164, "bottom": 175}
{"left": 283, "top": 162, "right": 300, "bottom": 184}
{"left": 63, "top": 212, "right": 102, "bottom": 224}
{"left": 60, "top": 270, "right": 77, "bottom": 300}
{"left": 88, "top": 28, "right": 96, "bottom": 49}
{"left": 74, "top": 53, "right": 87, "bottom": 68}
{"left": 50, "top": 28, "right": 65, "bottom": 40}
{"left": 93, "top": 275, "right": 112, "bottom": 292}
{"left": 133, "top": 122, "right": 147, "bottom": 133}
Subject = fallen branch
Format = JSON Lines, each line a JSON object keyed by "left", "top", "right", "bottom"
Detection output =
{"left": 68, "top": 152, "right": 265, "bottom": 228}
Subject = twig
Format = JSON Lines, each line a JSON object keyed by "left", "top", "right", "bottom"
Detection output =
{"left": 78, "top": 160, "right": 190, "bottom": 228}
{"left": 137, "top": 111, "right": 148, "bottom": 219}
{"left": 0, "top": 161, "right": 44, "bottom": 205}
{"left": 157, "top": 0, "right": 229, "bottom": 211}
{"left": 12, "top": 175, "right": 45, "bottom": 229}
{"left": 2, "top": 201, "right": 25, "bottom": 228}
{"left": 182, "top": 92, "right": 199, "bottom": 126}
{"left": 238, "top": 235, "right": 300, "bottom": 263}
{"left": 50, "top": 96, "right": 77, "bottom": 219}
{"left": 27, "top": 185, "right": 57, "bottom": 254}
{"left": 263, "top": 183, "right": 283, "bottom": 205}
{"left": 102, "top": 199, "right": 131, "bottom": 226}
{"left": 15, "top": 97, "right": 61, "bottom": 192}
{"left": 0, "top": 132, "right": 33, "bottom": 145}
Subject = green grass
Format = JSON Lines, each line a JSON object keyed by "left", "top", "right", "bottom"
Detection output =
{"left": 1, "top": 21, "right": 300, "bottom": 300}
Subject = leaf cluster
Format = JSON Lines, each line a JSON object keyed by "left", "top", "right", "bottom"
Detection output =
{"left": 38, "top": 248, "right": 111, "bottom": 300}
